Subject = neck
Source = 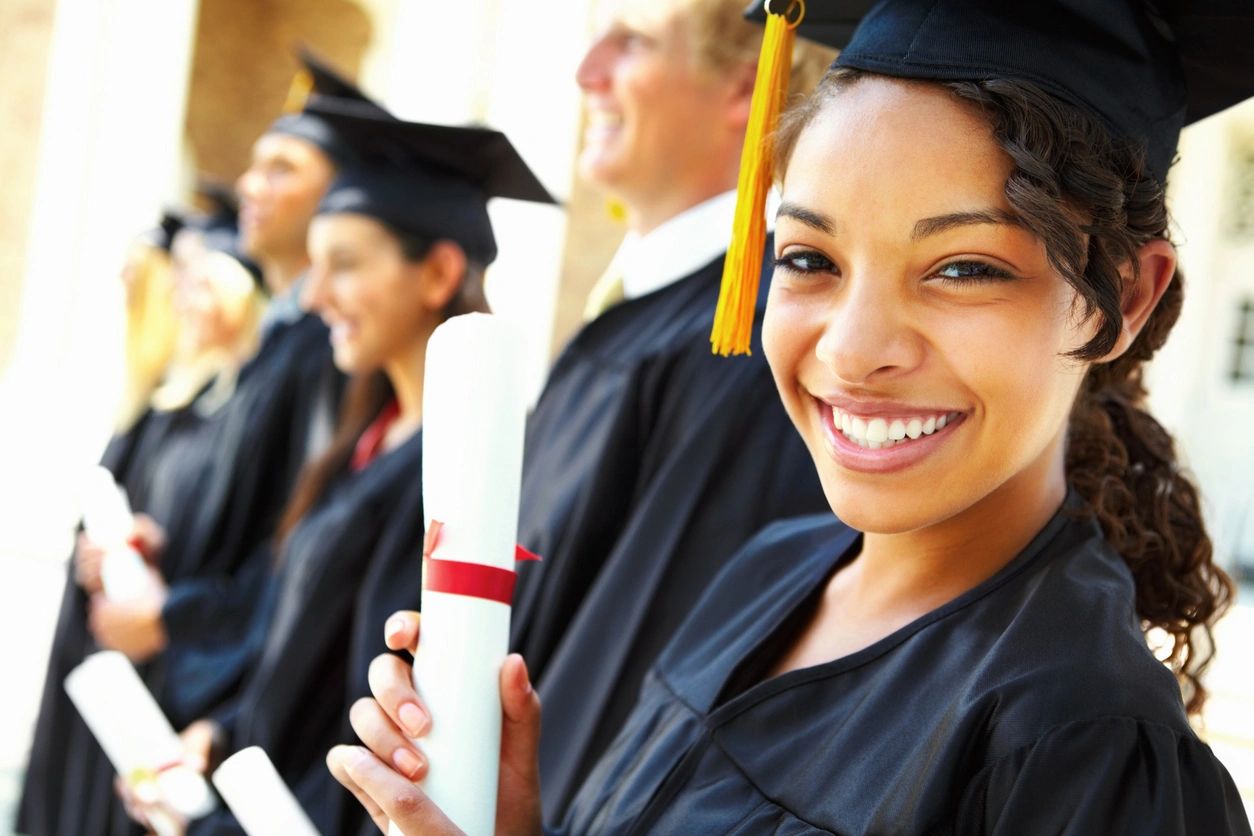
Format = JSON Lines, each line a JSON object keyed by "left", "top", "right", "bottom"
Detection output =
{"left": 848, "top": 441, "right": 1069, "bottom": 618}
{"left": 381, "top": 332, "right": 432, "bottom": 446}
{"left": 624, "top": 166, "right": 738, "bottom": 236}
{"left": 261, "top": 252, "right": 311, "bottom": 297}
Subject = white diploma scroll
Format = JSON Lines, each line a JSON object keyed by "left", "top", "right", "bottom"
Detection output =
{"left": 80, "top": 465, "right": 153, "bottom": 601}
{"left": 212, "top": 747, "right": 319, "bottom": 836}
{"left": 390, "top": 313, "right": 528, "bottom": 836}
{"left": 64, "top": 651, "right": 216, "bottom": 833}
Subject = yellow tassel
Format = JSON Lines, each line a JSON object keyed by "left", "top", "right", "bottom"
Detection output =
{"left": 711, "top": 0, "right": 803, "bottom": 356}
{"left": 282, "top": 68, "right": 314, "bottom": 114}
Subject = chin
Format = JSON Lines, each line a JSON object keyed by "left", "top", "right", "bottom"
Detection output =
{"left": 577, "top": 147, "right": 626, "bottom": 191}
{"left": 820, "top": 480, "right": 950, "bottom": 537}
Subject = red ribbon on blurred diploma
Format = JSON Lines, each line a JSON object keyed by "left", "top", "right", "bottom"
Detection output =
{"left": 421, "top": 520, "right": 540, "bottom": 606}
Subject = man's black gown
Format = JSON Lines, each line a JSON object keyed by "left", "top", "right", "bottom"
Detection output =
{"left": 189, "top": 426, "right": 424, "bottom": 836}
{"left": 561, "top": 498, "right": 1251, "bottom": 834}
{"left": 510, "top": 249, "right": 833, "bottom": 821}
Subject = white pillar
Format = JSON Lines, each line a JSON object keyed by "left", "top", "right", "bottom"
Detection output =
{"left": 0, "top": 0, "right": 200, "bottom": 558}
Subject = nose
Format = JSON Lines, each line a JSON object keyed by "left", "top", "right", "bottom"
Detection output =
{"left": 236, "top": 166, "right": 264, "bottom": 203}
{"left": 576, "top": 34, "right": 613, "bottom": 92}
{"left": 301, "top": 261, "right": 329, "bottom": 313}
{"left": 815, "top": 272, "right": 924, "bottom": 385}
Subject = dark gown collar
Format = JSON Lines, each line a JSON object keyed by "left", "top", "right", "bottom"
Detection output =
{"left": 661, "top": 490, "right": 1101, "bottom": 715}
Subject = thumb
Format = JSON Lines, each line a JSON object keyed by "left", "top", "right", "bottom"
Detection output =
{"left": 497, "top": 654, "right": 542, "bottom": 835}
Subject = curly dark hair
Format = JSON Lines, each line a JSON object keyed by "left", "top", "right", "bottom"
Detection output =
{"left": 775, "top": 67, "right": 1235, "bottom": 715}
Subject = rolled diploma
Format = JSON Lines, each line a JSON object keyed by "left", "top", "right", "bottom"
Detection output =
{"left": 212, "top": 746, "right": 319, "bottom": 836}
{"left": 80, "top": 465, "right": 153, "bottom": 601}
{"left": 64, "top": 651, "right": 216, "bottom": 826}
{"left": 390, "top": 313, "right": 527, "bottom": 836}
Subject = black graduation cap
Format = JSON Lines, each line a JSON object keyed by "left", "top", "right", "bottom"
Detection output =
{"left": 268, "top": 46, "right": 391, "bottom": 166}
{"left": 305, "top": 96, "right": 557, "bottom": 265}
{"left": 139, "top": 209, "right": 187, "bottom": 253}
{"left": 748, "top": 0, "right": 1254, "bottom": 184}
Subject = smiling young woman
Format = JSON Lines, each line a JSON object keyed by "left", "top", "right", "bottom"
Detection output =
{"left": 330, "top": 2, "right": 1253, "bottom": 833}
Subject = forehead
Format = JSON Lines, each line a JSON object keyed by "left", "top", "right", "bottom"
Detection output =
{"left": 310, "top": 212, "right": 392, "bottom": 248}
{"left": 251, "top": 132, "right": 328, "bottom": 168}
{"left": 595, "top": 0, "right": 685, "bottom": 35}
{"left": 781, "top": 78, "right": 1014, "bottom": 219}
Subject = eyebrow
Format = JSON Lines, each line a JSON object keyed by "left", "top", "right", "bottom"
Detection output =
{"left": 776, "top": 202, "right": 835, "bottom": 235}
{"left": 912, "top": 209, "right": 1022, "bottom": 240}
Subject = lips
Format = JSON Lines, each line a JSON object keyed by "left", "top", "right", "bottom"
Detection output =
{"left": 813, "top": 397, "right": 967, "bottom": 474}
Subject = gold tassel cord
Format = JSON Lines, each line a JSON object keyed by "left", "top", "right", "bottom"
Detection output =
{"left": 711, "top": 0, "right": 803, "bottom": 356}
{"left": 282, "top": 68, "right": 314, "bottom": 114}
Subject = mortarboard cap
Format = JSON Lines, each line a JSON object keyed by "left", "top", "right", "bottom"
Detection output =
{"left": 267, "top": 46, "right": 391, "bottom": 166}
{"left": 139, "top": 209, "right": 187, "bottom": 253}
{"left": 713, "top": 0, "right": 1254, "bottom": 355}
{"left": 306, "top": 96, "right": 556, "bottom": 265}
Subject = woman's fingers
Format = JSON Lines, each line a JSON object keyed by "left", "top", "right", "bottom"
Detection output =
{"left": 383, "top": 610, "right": 420, "bottom": 653}
{"left": 328, "top": 745, "right": 390, "bottom": 834}
{"left": 339, "top": 746, "right": 463, "bottom": 835}
{"left": 367, "top": 652, "right": 430, "bottom": 739}
{"left": 496, "top": 654, "right": 544, "bottom": 836}
{"left": 349, "top": 697, "right": 427, "bottom": 781}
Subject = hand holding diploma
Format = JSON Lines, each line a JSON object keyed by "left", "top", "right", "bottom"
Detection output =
{"left": 79, "top": 467, "right": 164, "bottom": 601}
{"left": 327, "top": 610, "right": 542, "bottom": 836}
{"left": 65, "top": 651, "right": 216, "bottom": 835}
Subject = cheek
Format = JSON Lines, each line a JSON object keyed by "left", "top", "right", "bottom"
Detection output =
{"left": 763, "top": 288, "right": 823, "bottom": 410}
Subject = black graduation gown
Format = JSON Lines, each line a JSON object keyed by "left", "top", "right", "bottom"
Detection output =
{"left": 151, "top": 311, "right": 343, "bottom": 729}
{"left": 561, "top": 498, "right": 1252, "bottom": 835}
{"left": 188, "top": 429, "right": 424, "bottom": 836}
{"left": 16, "top": 393, "right": 223, "bottom": 836}
{"left": 510, "top": 250, "right": 832, "bottom": 821}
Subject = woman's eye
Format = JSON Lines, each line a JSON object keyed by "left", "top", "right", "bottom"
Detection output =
{"left": 932, "top": 260, "right": 1016, "bottom": 283}
{"left": 773, "top": 250, "right": 836, "bottom": 275}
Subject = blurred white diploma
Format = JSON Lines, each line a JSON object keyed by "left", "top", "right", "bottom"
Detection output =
{"left": 212, "top": 746, "right": 319, "bottom": 836}
{"left": 388, "top": 313, "right": 529, "bottom": 836}
{"left": 64, "top": 651, "right": 216, "bottom": 835}
{"left": 80, "top": 465, "right": 156, "bottom": 601}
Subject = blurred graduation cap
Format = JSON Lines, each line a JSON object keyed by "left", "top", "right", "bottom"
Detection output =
{"left": 268, "top": 45, "right": 391, "bottom": 166}
{"left": 306, "top": 96, "right": 556, "bottom": 265}
{"left": 138, "top": 210, "right": 186, "bottom": 253}
{"left": 712, "top": 0, "right": 1254, "bottom": 355}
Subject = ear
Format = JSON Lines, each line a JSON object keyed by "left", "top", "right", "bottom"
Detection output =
{"left": 1100, "top": 238, "right": 1176, "bottom": 362}
{"left": 414, "top": 240, "right": 468, "bottom": 313}
{"left": 724, "top": 60, "right": 758, "bottom": 130}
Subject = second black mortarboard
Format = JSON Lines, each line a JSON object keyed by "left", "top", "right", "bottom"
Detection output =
{"left": 306, "top": 96, "right": 556, "bottom": 265}
{"left": 268, "top": 46, "right": 392, "bottom": 166}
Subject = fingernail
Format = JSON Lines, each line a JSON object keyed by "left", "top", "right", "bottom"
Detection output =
{"left": 385, "top": 617, "right": 406, "bottom": 642}
{"left": 515, "top": 655, "right": 533, "bottom": 694}
{"left": 399, "top": 702, "right": 429, "bottom": 737}
{"left": 392, "top": 747, "right": 424, "bottom": 779}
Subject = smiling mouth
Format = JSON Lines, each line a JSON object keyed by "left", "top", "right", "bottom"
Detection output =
{"left": 825, "top": 403, "right": 966, "bottom": 450}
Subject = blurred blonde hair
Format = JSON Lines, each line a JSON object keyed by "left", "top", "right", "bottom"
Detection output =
{"left": 116, "top": 243, "right": 179, "bottom": 431}
{"left": 679, "top": 0, "right": 837, "bottom": 102}
{"left": 150, "top": 252, "right": 265, "bottom": 414}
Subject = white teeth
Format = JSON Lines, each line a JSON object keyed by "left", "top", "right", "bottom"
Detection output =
{"left": 830, "top": 405, "right": 960, "bottom": 450}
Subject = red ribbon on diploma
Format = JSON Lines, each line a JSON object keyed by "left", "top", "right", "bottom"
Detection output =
{"left": 422, "top": 520, "right": 541, "bottom": 606}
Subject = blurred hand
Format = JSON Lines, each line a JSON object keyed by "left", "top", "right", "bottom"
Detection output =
{"left": 130, "top": 513, "right": 167, "bottom": 565}
{"left": 88, "top": 568, "right": 169, "bottom": 662}
{"left": 326, "top": 611, "right": 543, "bottom": 836}
{"left": 115, "top": 773, "right": 187, "bottom": 836}
{"left": 179, "top": 718, "right": 223, "bottom": 775}
{"left": 74, "top": 532, "right": 108, "bottom": 595}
